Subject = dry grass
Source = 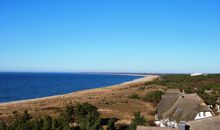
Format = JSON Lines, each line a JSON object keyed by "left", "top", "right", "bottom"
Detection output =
{"left": 0, "top": 75, "right": 164, "bottom": 124}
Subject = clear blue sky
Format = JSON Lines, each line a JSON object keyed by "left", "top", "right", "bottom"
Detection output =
{"left": 0, "top": 0, "right": 219, "bottom": 73}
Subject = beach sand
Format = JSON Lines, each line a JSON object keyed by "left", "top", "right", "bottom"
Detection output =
{"left": 0, "top": 75, "right": 161, "bottom": 124}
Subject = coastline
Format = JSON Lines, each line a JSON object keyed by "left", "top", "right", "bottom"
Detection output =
{"left": 0, "top": 75, "right": 159, "bottom": 122}
{"left": 0, "top": 75, "right": 157, "bottom": 106}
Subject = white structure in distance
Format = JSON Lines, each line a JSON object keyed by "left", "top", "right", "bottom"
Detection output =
{"left": 190, "top": 73, "right": 207, "bottom": 77}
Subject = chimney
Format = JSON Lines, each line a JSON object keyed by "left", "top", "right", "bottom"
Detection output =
{"left": 178, "top": 121, "right": 190, "bottom": 130}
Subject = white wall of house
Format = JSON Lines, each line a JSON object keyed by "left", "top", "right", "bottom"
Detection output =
{"left": 155, "top": 119, "right": 178, "bottom": 128}
{"left": 160, "top": 121, "right": 166, "bottom": 127}
{"left": 216, "top": 104, "right": 220, "bottom": 113}
{"left": 194, "top": 112, "right": 212, "bottom": 120}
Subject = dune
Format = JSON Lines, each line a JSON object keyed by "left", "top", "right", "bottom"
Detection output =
{"left": 0, "top": 75, "right": 159, "bottom": 123}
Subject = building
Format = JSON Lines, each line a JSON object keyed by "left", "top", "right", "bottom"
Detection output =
{"left": 187, "top": 116, "right": 220, "bottom": 130}
{"left": 137, "top": 126, "right": 178, "bottom": 130}
{"left": 215, "top": 97, "right": 220, "bottom": 113}
{"left": 138, "top": 116, "right": 220, "bottom": 130}
{"left": 190, "top": 73, "right": 205, "bottom": 77}
{"left": 155, "top": 89, "right": 214, "bottom": 128}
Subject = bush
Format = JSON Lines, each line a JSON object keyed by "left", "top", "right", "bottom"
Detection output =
{"left": 60, "top": 104, "right": 74, "bottom": 123}
{"left": 75, "top": 102, "right": 101, "bottom": 130}
{"left": 42, "top": 115, "right": 52, "bottom": 130}
{"left": 137, "top": 86, "right": 145, "bottom": 90}
{"left": 0, "top": 103, "right": 101, "bottom": 130}
{"left": 107, "top": 118, "right": 116, "bottom": 130}
{"left": 128, "top": 112, "right": 146, "bottom": 130}
{"left": 0, "top": 122, "right": 6, "bottom": 130}
{"left": 128, "top": 94, "right": 141, "bottom": 99}
{"left": 143, "top": 91, "right": 164, "bottom": 103}
{"left": 183, "top": 86, "right": 194, "bottom": 94}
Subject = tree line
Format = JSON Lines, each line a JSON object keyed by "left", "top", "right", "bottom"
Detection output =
{"left": 0, "top": 103, "right": 147, "bottom": 130}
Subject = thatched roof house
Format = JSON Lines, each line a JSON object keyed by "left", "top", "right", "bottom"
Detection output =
{"left": 157, "top": 89, "right": 181, "bottom": 120}
{"left": 137, "top": 126, "right": 177, "bottom": 130}
{"left": 187, "top": 116, "right": 220, "bottom": 130}
{"left": 155, "top": 89, "right": 214, "bottom": 128}
{"left": 138, "top": 116, "right": 220, "bottom": 130}
{"left": 163, "top": 94, "right": 211, "bottom": 121}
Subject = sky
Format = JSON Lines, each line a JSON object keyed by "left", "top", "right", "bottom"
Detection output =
{"left": 0, "top": 0, "right": 219, "bottom": 73}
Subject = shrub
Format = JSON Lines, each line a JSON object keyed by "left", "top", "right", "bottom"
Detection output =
{"left": 143, "top": 91, "right": 164, "bottom": 103}
{"left": 107, "top": 118, "right": 116, "bottom": 130}
{"left": 75, "top": 102, "right": 101, "bottom": 130}
{"left": 137, "top": 86, "right": 145, "bottom": 90}
{"left": 128, "top": 112, "right": 146, "bottom": 130}
{"left": 183, "top": 86, "right": 194, "bottom": 94}
{"left": 60, "top": 104, "right": 74, "bottom": 123}
{"left": 0, "top": 122, "right": 6, "bottom": 130}
{"left": 128, "top": 93, "right": 141, "bottom": 99}
{"left": 0, "top": 103, "right": 101, "bottom": 130}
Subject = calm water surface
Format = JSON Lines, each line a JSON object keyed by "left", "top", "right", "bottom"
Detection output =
{"left": 0, "top": 73, "right": 143, "bottom": 103}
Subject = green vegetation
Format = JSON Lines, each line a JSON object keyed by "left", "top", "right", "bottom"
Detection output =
{"left": 128, "top": 91, "right": 164, "bottom": 104}
{"left": 143, "top": 91, "right": 164, "bottom": 103}
{"left": 107, "top": 118, "right": 116, "bottom": 130}
{"left": 137, "top": 86, "right": 145, "bottom": 90}
{"left": 75, "top": 103, "right": 101, "bottom": 130}
{"left": 128, "top": 93, "right": 141, "bottom": 99}
{"left": 0, "top": 103, "right": 104, "bottom": 130}
{"left": 1, "top": 75, "right": 219, "bottom": 130}
{"left": 128, "top": 112, "right": 147, "bottom": 130}
{"left": 0, "top": 102, "right": 150, "bottom": 130}
{"left": 152, "top": 74, "right": 220, "bottom": 105}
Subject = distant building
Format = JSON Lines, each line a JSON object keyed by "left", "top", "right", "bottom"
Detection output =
{"left": 154, "top": 89, "right": 214, "bottom": 128}
{"left": 190, "top": 73, "right": 206, "bottom": 77}
{"left": 204, "top": 89, "right": 213, "bottom": 94}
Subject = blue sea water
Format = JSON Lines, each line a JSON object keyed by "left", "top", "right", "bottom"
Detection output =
{"left": 0, "top": 73, "right": 143, "bottom": 103}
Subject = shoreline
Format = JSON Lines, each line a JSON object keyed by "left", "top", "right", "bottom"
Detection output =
{"left": 0, "top": 75, "right": 158, "bottom": 106}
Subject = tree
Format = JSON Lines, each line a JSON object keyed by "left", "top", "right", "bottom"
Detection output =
{"left": 91, "top": 117, "right": 102, "bottom": 130}
{"left": 128, "top": 112, "right": 146, "bottom": 130}
{"left": 75, "top": 103, "right": 101, "bottom": 130}
{"left": 51, "top": 118, "right": 63, "bottom": 130}
{"left": 9, "top": 110, "right": 32, "bottom": 130}
{"left": 42, "top": 115, "right": 52, "bottom": 130}
{"left": 107, "top": 118, "right": 115, "bottom": 130}
{"left": 61, "top": 104, "right": 74, "bottom": 123}
{"left": 128, "top": 94, "right": 140, "bottom": 99}
{"left": 57, "top": 104, "right": 75, "bottom": 130}
{"left": 143, "top": 91, "right": 164, "bottom": 103}
{"left": 31, "top": 119, "right": 42, "bottom": 130}
{"left": 0, "top": 122, "right": 6, "bottom": 130}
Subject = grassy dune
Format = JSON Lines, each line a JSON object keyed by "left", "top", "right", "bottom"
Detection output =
{"left": 0, "top": 75, "right": 161, "bottom": 125}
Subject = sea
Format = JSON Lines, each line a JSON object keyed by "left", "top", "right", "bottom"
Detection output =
{"left": 0, "top": 73, "right": 143, "bottom": 103}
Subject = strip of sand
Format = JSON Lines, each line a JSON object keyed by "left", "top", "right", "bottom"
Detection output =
{"left": 0, "top": 75, "right": 157, "bottom": 106}
{"left": 0, "top": 75, "right": 159, "bottom": 122}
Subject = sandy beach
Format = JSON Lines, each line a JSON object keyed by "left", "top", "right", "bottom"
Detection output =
{"left": 0, "top": 75, "right": 160, "bottom": 123}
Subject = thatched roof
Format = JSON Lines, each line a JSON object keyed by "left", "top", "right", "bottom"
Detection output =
{"left": 157, "top": 89, "right": 181, "bottom": 119}
{"left": 137, "top": 126, "right": 178, "bottom": 130}
{"left": 187, "top": 116, "right": 220, "bottom": 130}
{"left": 164, "top": 94, "right": 212, "bottom": 122}
{"left": 157, "top": 89, "right": 212, "bottom": 122}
